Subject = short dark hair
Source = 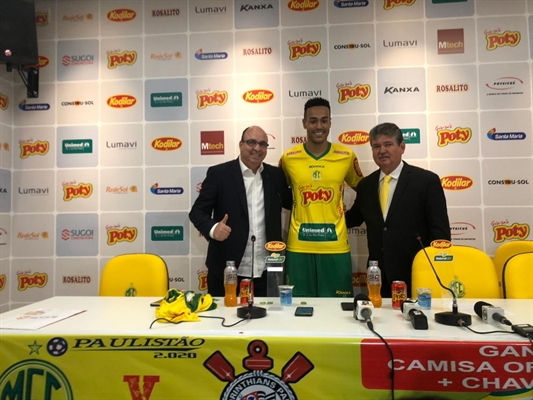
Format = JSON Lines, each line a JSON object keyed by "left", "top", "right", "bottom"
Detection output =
{"left": 241, "top": 126, "right": 251, "bottom": 142}
{"left": 369, "top": 122, "right": 404, "bottom": 145}
{"left": 303, "top": 97, "right": 330, "bottom": 119}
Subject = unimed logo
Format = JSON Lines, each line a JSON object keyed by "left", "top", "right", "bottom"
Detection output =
{"left": 151, "top": 92, "right": 182, "bottom": 108}
{"left": 62, "top": 139, "right": 93, "bottom": 154}
{"left": 200, "top": 131, "right": 224, "bottom": 155}
{"left": 151, "top": 226, "right": 183, "bottom": 241}
{"left": 437, "top": 29, "right": 464, "bottom": 55}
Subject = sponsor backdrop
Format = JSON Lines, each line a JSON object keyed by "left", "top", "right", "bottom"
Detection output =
{"left": 0, "top": 0, "right": 532, "bottom": 309}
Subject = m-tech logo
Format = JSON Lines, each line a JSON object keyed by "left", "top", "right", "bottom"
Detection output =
{"left": 62, "top": 182, "right": 93, "bottom": 201}
{"left": 437, "top": 29, "right": 464, "bottom": 55}
{"left": 337, "top": 83, "right": 370, "bottom": 103}
{"left": 287, "top": 0, "right": 320, "bottom": 11}
{"left": 338, "top": 131, "right": 369, "bottom": 146}
{"left": 151, "top": 137, "right": 182, "bottom": 151}
{"left": 35, "top": 12, "right": 49, "bottom": 26}
{"left": 196, "top": 89, "right": 228, "bottom": 109}
{"left": 492, "top": 221, "right": 529, "bottom": 243}
{"left": 18, "top": 271, "right": 48, "bottom": 291}
{"left": 300, "top": 187, "right": 333, "bottom": 206}
{"left": 485, "top": 29, "right": 520, "bottom": 51}
{"left": 383, "top": 0, "right": 415, "bottom": 10}
{"left": 204, "top": 339, "right": 313, "bottom": 399}
{"left": 243, "top": 89, "right": 274, "bottom": 103}
{"left": 107, "top": 50, "right": 137, "bottom": 69}
{"left": 288, "top": 39, "right": 321, "bottom": 60}
{"left": 107, "top": 95, "right": 137, "bottom": 108}
{"left": 436, "top": 127, "right": 471, "bottom": 147}
{"left": 440, "top": 176, "right": 473, "bottom": 191}
{"left": 0, "top": 92, "right": 8, "bottom": 110}
{"left": 198, "top": 269, "right": 208, "bottom": 291}
{"left": 107, "top": 9, "right": 137, "bottom": 22}
{"left": 20, "top": 140, "right": 49, "bottom": 158}
{"left": 107, "top": 225, "right": 138, "bottom": 245}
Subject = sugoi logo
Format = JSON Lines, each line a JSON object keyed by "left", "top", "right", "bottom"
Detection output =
{"left": 438, "top": 29, "right": 464, "bottom": 55}
{"left": 493, "top": 222, "right": 529, "bottom": 243}
{"left": 152, "top": 137, "right": 182, "bottom": 151}
{"left": 61, "top": 229, "right": 94, "bottom": 241}
{"left": 107, "top": 226, "right": 138, "bottom": 245}
{"left": 197, "top": 90, "right": 228, "bottom": 109}
{"left": 430, "top": 239, "right": 452, "bottom": 249}
{"left": 485, "top": 29, "right": 520, "bottom": 51}
{"left": 18, "top": 272, "right": 48, "bottom": 290}
{"left": 338, "top": 84, "right": 370, "bottom": 103}
{"left": 20, "top": 140, "right": 49, "bottom": 158}
{"left": 63, "top": 183, "right": 93, "bottom": 201}
{"left": 150, "top": 183, "right": 184, "bottom": 195}
{"left": 204, "top": 339, "right": 313, "bottom": 399}
{"left": 288, "top": 40, "right": 321, "bottom": 60}
{"left": 301, "top": 187, "right": 333, "bottom": 206}
{"left": 107, "top": 8, "right": 137, "bottom": 22}
{"left": 486, "top": 128, "right": 526, "bottom": 141}
{"left": 287, "top": 0, "right": 320, "bottom": 11}
{"left": 265, "top": 241, "right": 287, "bottom": 251}
{"left": 441, "top": 176, "right": 473, "bottom": 191}
{"left": 437, "top": 127, "right": 471, "bottom": 147}
{"left": 383, "top": 0, "right": 415, "bottom": 9}
{"left": 243, "top": 89, "right": 274, "bottom": 103}
{"left": 35, "top": 12, "right": 49, "bottom": 26}
{"left": 0, "top": 92, "right": 8, "bottom": 110}
{"left": 62, "top": 54, "right": 94, "bottom": 66}
{"left": 338, "top": 131, "right": 369, "bottom": 146}
{"left": 107, "top": 50, "right": 137, "bottom": 69}
{"left": 107, "top": 95, "right": 136, "bottom": 108}
{"left": 194, "top": 49, "right": 228, "bottom": 60}
{"left": 200, "top": 131, "right": 224, "bottom": 155}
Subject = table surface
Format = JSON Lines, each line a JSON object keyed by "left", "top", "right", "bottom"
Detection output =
{"left": 1, "top": 296, "right": 532, "bottom": 342}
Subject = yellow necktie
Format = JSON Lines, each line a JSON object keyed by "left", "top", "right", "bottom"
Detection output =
{"left": 380, "top": 175, "right": 392, "bottom": 217}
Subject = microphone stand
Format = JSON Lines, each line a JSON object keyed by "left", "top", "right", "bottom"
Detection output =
{"left": 417, "top": 236, "right": 472, "bottom": 327}
{"left": 237, "top": 235, "right": 267, "bottom": 319}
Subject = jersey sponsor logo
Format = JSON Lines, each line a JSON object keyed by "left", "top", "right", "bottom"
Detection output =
{"left": 353, "top": 158, "right": 363, "bottom": 177}
{"left": 383, "top": 0, "right": 415, "bottom": 10}
{"left": 288, "top": 40, "right": 321, "bottom": 60}
{"left": 107, "top": 95, "right": 136, "bottom": 108}
{"left": 197, "top": 90, "right": 228, "bottom": 109}
{"left": 486, "top": 128, "right": 526, "bottom": 141}
{"left": 106, "top": 225, "right": 138, "bottom": 245}
{"left": 107, "top": 9, "right": 137, "bottom": 22}
{"left": 300, "top": 187, "right": 333, "bottom": 205}
{"left": 63, "top": 182, "right": 93, "bottom": 201}
{"left": 152, "top": 137, "right": 182, "bottom": 151}
{"left": 0, "top": 92, "right": 8, "bottom": 110}
{"left": 243, "top": 89, "right": 274, "bottom": 103}
{"left": 287, "top": 0, "right": 320, "bottom": 11}
{"left": 437, "top": 126, "right": 471, "bottom": 147}
{"left": 492, "top": 222, "right": 529, "bottom": 243}
{"left": 338, "top": 131, "right": 369, "bottom": 146}
{"left": 485, "top": 29, "right": 520, "bottom": 51}
{"left": 430, "top": 239, "right": 452, "bottom": 249}
{"left": 20, "top": 140, "right": 49, "bottom": 158}
{"left": 338, "top": 84, "right": 370, "bottom": 103}
{"left": 286, "top": 150, "right": 302, "bottom": 156}
{"left": 107, "top": 50, "right": 137, "bottom": 69}
{"left": 440, "top": 175, "right": 473, "bottom": 191}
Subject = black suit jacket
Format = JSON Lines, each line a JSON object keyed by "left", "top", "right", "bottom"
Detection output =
{"left": 189, "top": 159, "right": 291, "bottom": 293}
{"left": 345, "top": 162, "right": 450, "bottom": 297}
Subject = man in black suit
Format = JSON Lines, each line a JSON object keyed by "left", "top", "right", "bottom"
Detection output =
{"left": 345, "top": 122, "right": 450, "bottom": 297}
{"left": 189, "top": 126, "right": 291, "bottom": 297}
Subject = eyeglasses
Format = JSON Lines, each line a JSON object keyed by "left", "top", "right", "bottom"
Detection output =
{"left": 243, "top": 139, "right": 269, "bottom": 148}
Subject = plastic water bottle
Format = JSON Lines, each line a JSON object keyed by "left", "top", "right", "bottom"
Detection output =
{"left": 224, "top": 261, "right": 238, "bottom": 307}
{"left": 367, "top": 260, "right": 382, "bottom": 308}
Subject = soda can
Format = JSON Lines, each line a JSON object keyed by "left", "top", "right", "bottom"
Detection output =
{"left": 391, "top": 280, "right": 407, "bottom": 310}
{"left": 239, "top": 279, "right": 254, "bottom": 306}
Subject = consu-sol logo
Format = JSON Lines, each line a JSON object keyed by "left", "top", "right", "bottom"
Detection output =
{"left": 441, "top": 176, "right": 473, "bottom": 191}
{"left": 493, "top": 222, "right": 529, "bottom": 243}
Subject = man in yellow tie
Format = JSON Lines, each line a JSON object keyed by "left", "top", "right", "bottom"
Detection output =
{"left": 345, "top": 122, "right": 451, "bottom": 298}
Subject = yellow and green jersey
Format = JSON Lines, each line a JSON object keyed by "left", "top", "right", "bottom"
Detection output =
{"left": 280, "top": 142, "right": 364, "bottom": 254}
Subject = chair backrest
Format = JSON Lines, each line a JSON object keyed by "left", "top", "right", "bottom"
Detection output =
{"left": 99, "top": 253, "right": 169, "bottom": 297}
{"left": 492, "top": 240, "right": 533, "bottom": 297}
{"left": 502, "top": 252, "right": 533, "bottom": 299}
{"left": 412, "top": 245, "right": 500, "bottom": 299}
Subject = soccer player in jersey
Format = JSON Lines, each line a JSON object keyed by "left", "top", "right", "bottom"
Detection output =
{"left": 279, "top": 97, "right": 364, "bottom": 297}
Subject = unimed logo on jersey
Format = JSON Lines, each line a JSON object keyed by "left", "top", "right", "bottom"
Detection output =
{"left": 485, "top": 29, "right": 520, "bottom": 51}
{"left": 288, "top": 39, "right": 321, "bottom": 60}
{"left": 492, "top": 220, "right": 529, "bottom": 243}
{"left": 19, "top": 140, "right": 49, "bottom": 158}
{"left": 106, "top": 224, "right": 138, "bottom": 245}
{"left": 287, "top": 0, "right": 320, "bottom": 11}
{"left": 437, "top": 29, "right": 464, "bottom": 55}
{"left": 200, "top": 131, "right": 224, "bottom": 155}
{"left": 63, "top": 181, "right": 93, "bottom": 201}
{"left": 440, "top": 175, "right": 473, "bottom": 190}
{"left": 383, "top": 0, "right": 415, "bottom": 10}
{"left": 437, "top": 126, "right": 471, "bottom": 147}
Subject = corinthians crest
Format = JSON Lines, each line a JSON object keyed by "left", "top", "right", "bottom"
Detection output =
{"left": 204, "top": 339, "right": 314, "bottom": 400}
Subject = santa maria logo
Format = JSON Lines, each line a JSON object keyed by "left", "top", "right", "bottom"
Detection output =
{"left": 150, "top": 92, "right": 182, "bottom": 108}
{"left": 486, "top": 128, "right": 526, "bottom": 141}
{"left": 151, "top": 226, "right": 183, "bottom": 241}
{"left": 204, "top": 339, "right": 313, "bottom": 399}
{"left": 62, "top": 139, "right": 93, "bottom": 154}
{"left": 334, "top": 0, "right": 369, "bottom": 7}
{"left": 150, "top": 183, "right": 184, "bottom": 195}
{"left": 194, "top": 49, "right": 228, "bottom": 60}
{"left": 0, "top": 360, "right": 73, "bottom": 399}
{"left": 18, "top": 100, "right": 50, "bottom": 111}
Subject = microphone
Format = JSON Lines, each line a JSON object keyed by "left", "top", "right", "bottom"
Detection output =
{"left": 353, "top": 294, "right": 374, "bottom": 330}
{"left": 236, "top": 235, "right": 266, "bottom": 319}
{"left": 474, "top": 301, "right": 512, "bottom": 327}
{"left": 401, "top": 300, "right": 428, "bottom": 330}
{"left": 416, "top": 236, "right": 472, "bottom": 327}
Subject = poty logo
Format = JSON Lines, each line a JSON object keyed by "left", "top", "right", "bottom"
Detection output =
{"left": 287, "top": 0, "right": 320, "bottom": 11}
{"left": 0, "top": 274, "right": 5, "bottom": 291}
{"left": 107, "top": 226, "right": 138, "bottom": 245}
{"left": 18, "top": 272, "right": 48, "bottom": 291}
{"left": 197, "top": 90, "right": 228, "bottom": 109}
{"left": 107, "top": 95, "right": 137, "bottom": 108}
{"left": 493, "top": 222, "right": 529, "bottom": 243}
{"left": 289, "top": 40, "right": 321, "bottom": 60}
{"left": 384, "top": 0, "right": 415, "bottom": 9}
{"left": 107, "top": 50, "right": 137, "bottom": 69}
{"left": 485, "top": 30, "right": 520, "bottom": 51}
{"left": 151, "top": 137, "right": 182, "bottom": 151}
{"left": 198, "top": 270, "right": 208, "bottom": 292}
{"left": 338, "top": 84, "right": 370, "bottom": 103}
{"left": 123, "top": 376, "right": 160, "bottom": 400}
{"left": 107, "top": 8, "right": 137, "bottom": 22}
{"left": 265, "top": 241, "right": 287, "bottom": 251}
{"left": 35, "top": 12, "right": 49, "bottom": 26}
{"left": 63, "top": 183, "right": 93, "bottom": 201}
{"left": 20, "top": 140, "right": 49, "bottom": 158}
{"left": 243, "top": 89, "right": 274, "bottom": 103}
{"left": 430, "top": 239, "right": 452, "bottom": 249}
{"left": 437, "top": 127, "right": 471, "bottom": 147}
{"left": 301, "top": 187, "right": 333, "bottom": 206}
{"left": 486, "top": 128, "right": 526, "bottom": 141}
{"left": 0, "top": 93, "right": 8, "bottom": 110}
{"left": 338, "top": 131, "right": 369, "bottom": 146}
{"left": 441, "top": 176, "right": 473, "bottom": 191}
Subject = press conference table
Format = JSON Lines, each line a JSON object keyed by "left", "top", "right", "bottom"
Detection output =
{"left": 1, "top": 296, "right": 532, "bottom": 400}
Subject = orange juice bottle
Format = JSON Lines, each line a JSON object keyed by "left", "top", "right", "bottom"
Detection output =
{"left": 224, "top": 261, "right": 238, "bottom": 307}
{"left": 367, "top": 260, "right": 382, "bottom": 308}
